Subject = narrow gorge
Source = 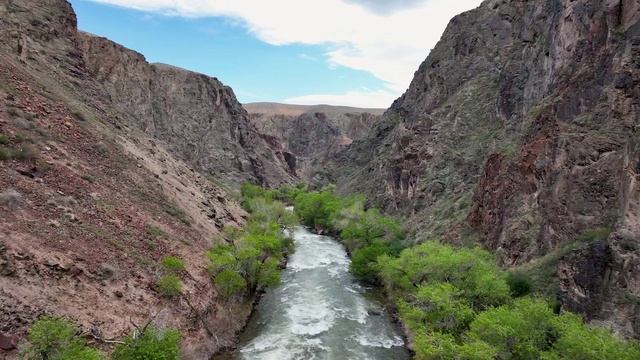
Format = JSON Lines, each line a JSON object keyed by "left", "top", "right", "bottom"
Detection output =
{"left": 0, "top": 0, "right": 639, "bottom": 359}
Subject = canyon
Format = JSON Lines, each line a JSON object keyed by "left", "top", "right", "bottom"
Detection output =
{"left": 0, "top": 0, "right": 639, "bottom": 358}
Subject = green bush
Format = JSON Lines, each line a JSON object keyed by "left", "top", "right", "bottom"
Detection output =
{"left": 20, "top": 316, "right": 103, "bottom": 360}
{"left": 399, "top": 282, "right": 475, "bottom": 335}
{"left": 350, "top": 243, "right": 390, "bottom": 284}
{"left": 542, "top": 312, "right": 640, "bottom": 360}
{"left": 112, "top": 326, "right": 180, "bottom": 360}
{"left": 378, "top": 241, "right": 510, "bottom": 309}
{"left": 161, "top": 256, "right": 185, "bottom": 273}
{"left": 340, "top": 208, "right": 404, "bottom": 249}
{"left": 414, "top": 330, "right": 496, "bottom": 360}
{"left": 214, "top": 269, "right": 246, "bottom": 300}
{"left": 0, "top": 134, "right": 8, "bottom": 145}
{"left": 468, "top": 297, "right": 555, "bottom": 359}
{"left": 156, "top": 274, "right": 182, "bottom": 297}
{"left": 207, "top": 188, "right": 296, "bottom": 299}
{"left": 506, "top": 271, "right": 533, "bottom": 297}
{"left": 293, "top": 190, "right": 343, "bottom": 230}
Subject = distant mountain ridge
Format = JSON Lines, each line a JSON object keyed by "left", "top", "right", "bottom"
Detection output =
{"left": 244, "top": 102, "right": 386, "bottom": 117}
{"left": 246, "top": 102, "right": 381, "bottom": 181}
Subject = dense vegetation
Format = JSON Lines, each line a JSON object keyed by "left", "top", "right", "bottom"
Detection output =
{"left": 206, "top": 183, "right": 297, "bottom": 301}
{"left": 286, "top": 185, "right": 640, "bottom": 360}
{"left": 20, "top": 317, "right": 180, "bottom": 360}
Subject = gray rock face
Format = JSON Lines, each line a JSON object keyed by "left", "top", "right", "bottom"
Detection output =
{"left": 247, "top": 104, "right": 379, "bottom": 181}
{"left": 79, "top": 35, "right": 295, "bottom": 187}
{"left": 331, "top": 0, "right": 640, "bottom": 337}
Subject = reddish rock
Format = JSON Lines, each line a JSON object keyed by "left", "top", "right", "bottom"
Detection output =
{"left": 0, "top": 332, "right": 17, "bottom": 350}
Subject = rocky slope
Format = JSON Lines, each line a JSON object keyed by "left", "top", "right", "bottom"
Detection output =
{"left": 0, "top": 0, "right": 284, "bottom": 358}
{"left": 79, "top": 37, "right": 296, "bottom": 188}
{"left": 330, "top": 0, "right": 640, "bottom": 339}
{"left": 246, "top": 103, "right": 381, "bottom": 181}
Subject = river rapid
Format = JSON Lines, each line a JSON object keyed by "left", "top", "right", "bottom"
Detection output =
{"left": 228, "top": 226, "right": 410, "bottom": 360}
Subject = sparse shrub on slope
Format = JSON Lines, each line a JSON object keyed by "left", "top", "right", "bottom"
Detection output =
{"left": 156, "top": 274, "right": 182, "bottom": 297}
{"left": 112, "top": 326, "right": 181, "bottom": 360}
{"left": 20, "top": 317, "right": 103, "bottom": 360}
{"left": 161, "top": 256, "right": 185, "bottom": 273}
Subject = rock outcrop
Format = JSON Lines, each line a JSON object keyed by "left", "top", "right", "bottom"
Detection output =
{"left": 79, "top": 36, "right": 296, "bottom": 188}
{"left": 246, "top": 103, "right": 381, "bottom": 181}
{"left": 331, "top": 0, "right": 640, "bottom": 338}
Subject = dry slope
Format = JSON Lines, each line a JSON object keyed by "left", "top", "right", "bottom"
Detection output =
{"left": 0, "top": 0, "right": 286, "bottom": 358}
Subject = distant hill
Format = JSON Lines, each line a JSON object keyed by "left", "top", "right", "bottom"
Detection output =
{"left": 244, "top": 102, "right": 386, "bottom": 117}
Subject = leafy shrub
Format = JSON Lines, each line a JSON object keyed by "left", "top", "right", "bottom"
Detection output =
{"left": 213, "top": 269, "right": 246, "bottom": 300}
{"left": 293, "top": 190, "right": 343, "bottom": 230}
{"left": 378, "top": 241, "right": 510, "bottom": 309}
{"left": 399, "top": 282, "right": 475, "bottom": 335}
{"left": 414, "top": 330, "right": 496, "bottom": 360}
{"left": 156, "top": 274, "right": 182, "bottom": 297}
{"left": 20, "top": 316, "right": 103, "bottom": 360}
{"left": 350, "top": 243, "right": 390, "bottom": 284}
{"left": 468, "top": 297, "right": 555, "bottom": 359}
{"left": 112, "top": 326, "right": 180, "bottom": 360}
{"left": 0, "top": 133, "right": 8, "bottom": 145}
{"left": 542, "top": 312, "right": 640, "bottom": 360}
{"left": 207, "top": 188, "right": 296, "bottom": 299}
{"left": 161, "top": 256, "right": 185, "bottom": 273}
{"left": 340, "top": 208, "right": 404, "bottom": 250}
{"left": 506, "top": 271, "right": 533, "bottom": 297}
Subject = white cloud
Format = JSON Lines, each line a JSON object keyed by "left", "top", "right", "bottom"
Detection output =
{"left": 89, "top": 0, "right": 482, "bottom": 106}
{"left": 284, "top": 88, "right": 399, "bottom": 109}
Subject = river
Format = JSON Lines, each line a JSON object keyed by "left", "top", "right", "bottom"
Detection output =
{"left": 225, "top": 226, "right": 410, "bottom": 360}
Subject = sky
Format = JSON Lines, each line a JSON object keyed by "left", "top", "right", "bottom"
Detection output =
{"left": 70, "top": 0, "right": 483, "bottom": 108}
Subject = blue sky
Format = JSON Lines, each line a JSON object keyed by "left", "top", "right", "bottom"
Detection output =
{"left": 70, "top": 0, "right": 482, "bottom": 108}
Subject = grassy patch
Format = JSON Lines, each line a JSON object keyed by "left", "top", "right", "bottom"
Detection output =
{"left": 161, "top": 256, "right": 185, "bottom": 273}
{"left": 156, "top": 274, "right": 182, "bottom": 297}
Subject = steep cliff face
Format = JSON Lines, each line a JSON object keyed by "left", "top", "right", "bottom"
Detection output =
{"left": 79, "top": 36, "right": 296, "bottom": 188}
{"left": 0, "top": 0, "right": 273, "bottom": 358}
{"left": 332, "top": 0, "right": 640, "bottom": 338}
{"left": 246, "top": 103, "right": 380, "bottom": 181}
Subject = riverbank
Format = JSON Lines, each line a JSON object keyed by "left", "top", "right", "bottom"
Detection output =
{"left": 220, "top": 226, "right": 410, "bottom": 359}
